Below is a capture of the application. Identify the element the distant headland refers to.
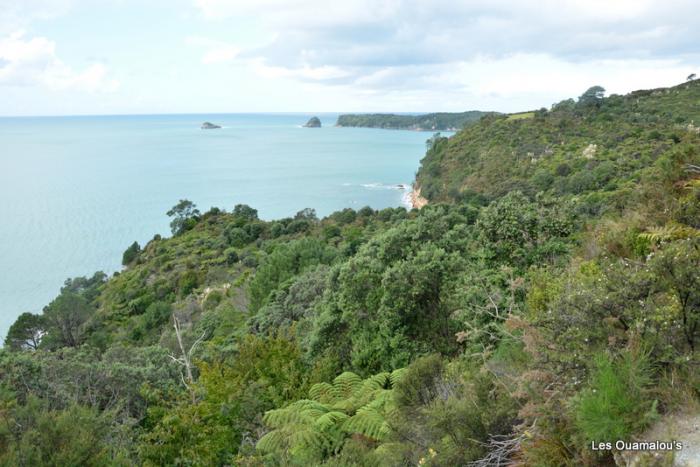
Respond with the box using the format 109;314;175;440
335;111;496;131
201;121;221;129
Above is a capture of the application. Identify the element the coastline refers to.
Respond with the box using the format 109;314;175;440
409;185;428;209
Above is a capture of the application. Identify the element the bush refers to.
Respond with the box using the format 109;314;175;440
224;225;252;247
575;351;657;442
223;247;239;264
177;270;199;296
122;241;141;266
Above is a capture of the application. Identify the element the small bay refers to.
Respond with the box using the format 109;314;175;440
0;113;442;338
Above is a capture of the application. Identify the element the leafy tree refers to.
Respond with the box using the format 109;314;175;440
4;312;44;350
688;73;696;81
233;203;258;221
166;199;200;235
223;225;252;247
475;191;572;266
249;238;337;313
42;292;92;348
121;241;141;266
578;85;606;107
295;207;318;221
60;272;107;303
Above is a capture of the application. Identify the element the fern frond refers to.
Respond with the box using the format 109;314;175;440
256;429;286;453
309;382;340;403
639;224;700;243
288;427;330;452
343;406;390;441
314;411;350;430
363;372;391;391
333;371;363;398
263;400;329;427
390;368;408;385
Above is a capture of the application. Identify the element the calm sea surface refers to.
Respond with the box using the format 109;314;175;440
0;113;441;339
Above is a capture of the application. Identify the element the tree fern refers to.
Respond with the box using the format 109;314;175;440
256;367;406;463
333;371;363;398
314;411;349;430
342;406;390;440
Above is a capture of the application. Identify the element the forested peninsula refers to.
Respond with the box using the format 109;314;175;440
336;110;493;130
2;79;700;466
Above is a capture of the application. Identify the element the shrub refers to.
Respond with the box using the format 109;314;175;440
122;241;141;266
575;351;657;442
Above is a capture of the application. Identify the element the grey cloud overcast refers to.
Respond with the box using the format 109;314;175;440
1;0;699;114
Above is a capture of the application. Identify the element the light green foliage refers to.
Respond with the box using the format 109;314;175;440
506;111;535;120
257;368;406;464
575;351;657;442
138;334;310;465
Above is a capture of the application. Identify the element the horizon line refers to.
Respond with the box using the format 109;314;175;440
0;109;496;119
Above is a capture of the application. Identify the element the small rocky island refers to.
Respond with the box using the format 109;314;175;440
303;116;322;128
201;121;221;129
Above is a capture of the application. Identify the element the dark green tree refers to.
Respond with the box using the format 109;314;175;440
232;203;258;221
121;241;141;266
166;199;200;235
578;85;606;107
4;312;45;350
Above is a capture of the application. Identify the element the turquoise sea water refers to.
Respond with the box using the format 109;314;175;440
0;113;439;339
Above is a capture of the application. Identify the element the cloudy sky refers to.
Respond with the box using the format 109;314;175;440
1;0;698;116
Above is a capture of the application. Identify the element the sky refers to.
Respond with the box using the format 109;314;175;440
0;0;699;116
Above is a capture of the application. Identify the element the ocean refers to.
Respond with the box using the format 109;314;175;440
0;113;442;339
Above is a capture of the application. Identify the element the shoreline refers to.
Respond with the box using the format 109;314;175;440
409;185;428;209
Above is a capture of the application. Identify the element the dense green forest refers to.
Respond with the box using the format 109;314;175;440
336;111;494;131
2;79;699;466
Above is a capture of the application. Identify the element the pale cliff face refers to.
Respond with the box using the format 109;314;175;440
411;186;428;209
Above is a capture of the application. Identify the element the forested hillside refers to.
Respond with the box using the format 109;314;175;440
2;80;699;466
336;111;493;131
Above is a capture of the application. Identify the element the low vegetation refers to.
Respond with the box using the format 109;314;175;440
336;111;495;130
2;80;699;465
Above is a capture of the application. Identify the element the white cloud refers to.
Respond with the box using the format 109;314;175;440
0;31;119;92
185;35;241;64
250;58;350;81
0;0;76;34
